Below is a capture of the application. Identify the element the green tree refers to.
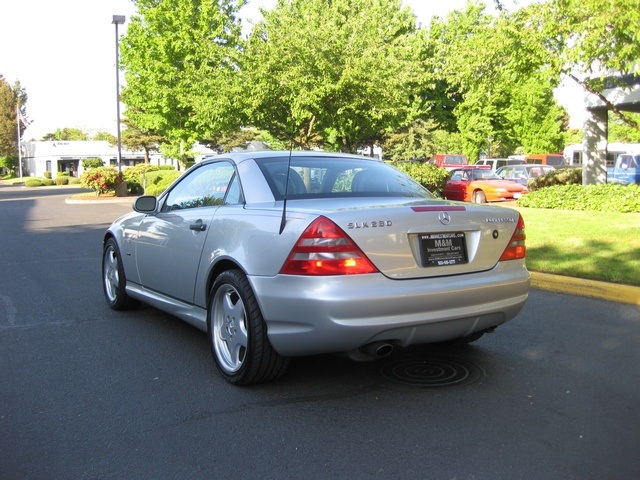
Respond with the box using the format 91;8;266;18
428;3;567;160
93;131;117;142
41;128;89;141
0;75;28;159
531;0;640;130
608;112;640;143
120;116;164;163
241;0;423;152
382;119;438;162
120;0;245;168
0;154;18;175
380;119;465;161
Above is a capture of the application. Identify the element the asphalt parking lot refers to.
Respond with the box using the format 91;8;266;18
1;185;639;479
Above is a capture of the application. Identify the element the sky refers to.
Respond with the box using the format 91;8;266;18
0;0;584;141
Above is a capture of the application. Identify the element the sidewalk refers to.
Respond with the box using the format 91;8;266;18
531;271;640;306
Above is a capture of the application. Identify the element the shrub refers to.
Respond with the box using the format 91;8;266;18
529;167;582;191
80;167;121;195
82;158;104;169
124;164;158;194
43;171;52;179
518;184;640;213
389;161;450;195
25;178;44;187
55;176;69;185
68;177;81;185
42;179;55;186
57;171;70;177
145;171;182;196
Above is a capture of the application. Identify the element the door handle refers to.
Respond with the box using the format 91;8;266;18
189;221;206;232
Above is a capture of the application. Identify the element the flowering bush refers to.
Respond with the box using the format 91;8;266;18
80;167;121;195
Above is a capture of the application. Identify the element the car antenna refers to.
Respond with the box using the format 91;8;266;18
278;142;293;235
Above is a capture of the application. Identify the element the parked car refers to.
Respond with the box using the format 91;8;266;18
476;158;526;171
608;153;640;185
496;164;555;186
524;153;566;166
103;152;530;385
430;153;469;170
442;166;529;203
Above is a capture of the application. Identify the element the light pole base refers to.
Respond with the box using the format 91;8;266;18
116;181;128;197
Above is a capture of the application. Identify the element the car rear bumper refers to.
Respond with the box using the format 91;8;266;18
250;261;530;356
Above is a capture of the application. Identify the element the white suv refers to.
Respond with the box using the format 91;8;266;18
476;158;526;171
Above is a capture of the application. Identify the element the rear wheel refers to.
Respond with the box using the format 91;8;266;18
472;190;487;203
208;269;289;385
102;238;140;310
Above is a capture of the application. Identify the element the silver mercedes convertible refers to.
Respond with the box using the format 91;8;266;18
103;151;530;385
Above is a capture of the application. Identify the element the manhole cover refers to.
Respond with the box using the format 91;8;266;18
380;356;483;388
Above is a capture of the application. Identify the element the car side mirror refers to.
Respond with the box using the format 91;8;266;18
133;195;157;213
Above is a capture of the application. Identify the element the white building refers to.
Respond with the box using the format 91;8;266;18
21;141;179;178
19;140;260;178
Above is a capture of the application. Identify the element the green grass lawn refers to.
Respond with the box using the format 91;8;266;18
505;206;639;286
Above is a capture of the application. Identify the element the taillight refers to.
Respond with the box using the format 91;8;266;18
499;214;526;261
280;216;379;275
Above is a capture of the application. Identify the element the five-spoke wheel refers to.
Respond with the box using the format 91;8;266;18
102;238;139;310
208;269;289;385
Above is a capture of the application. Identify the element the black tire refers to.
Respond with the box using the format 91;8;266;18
472;190;487;204
102;237;140;311
207;269;289;385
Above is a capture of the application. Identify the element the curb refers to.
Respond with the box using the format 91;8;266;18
65;197;134;204
530;271;640;306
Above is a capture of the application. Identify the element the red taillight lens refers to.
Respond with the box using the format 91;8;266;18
280;216;379;275
499;214;526;261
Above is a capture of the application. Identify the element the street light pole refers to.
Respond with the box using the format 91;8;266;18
112;15;125;177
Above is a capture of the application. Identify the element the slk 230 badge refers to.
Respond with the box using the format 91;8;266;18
347;220;393;229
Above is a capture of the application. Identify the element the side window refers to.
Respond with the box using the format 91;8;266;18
162;162;237;212
223;174;243;205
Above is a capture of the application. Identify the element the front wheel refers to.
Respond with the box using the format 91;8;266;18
102;237;140;311
472;190;487;204
207;269;289;385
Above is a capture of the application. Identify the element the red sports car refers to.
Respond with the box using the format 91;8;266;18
442;167;529;203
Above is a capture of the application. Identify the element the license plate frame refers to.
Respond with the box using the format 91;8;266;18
420;232;468;267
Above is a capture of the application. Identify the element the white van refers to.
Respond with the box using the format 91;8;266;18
476;158;526;171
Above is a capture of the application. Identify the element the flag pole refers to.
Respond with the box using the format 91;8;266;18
16;104;23;181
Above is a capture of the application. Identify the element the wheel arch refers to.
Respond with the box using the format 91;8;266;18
205;258;247;304
472;188;487;203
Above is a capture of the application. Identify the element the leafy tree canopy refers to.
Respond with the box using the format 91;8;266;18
93;131;117;142
0;75;28;158
120;0;246;166
241;0;425;152
41;128;89;141
120;115;164;163
527;0;640;129
427;2;567;160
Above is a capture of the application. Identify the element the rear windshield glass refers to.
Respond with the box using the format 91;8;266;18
444;155;467;164
256;156;435;200
546;155;565;165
